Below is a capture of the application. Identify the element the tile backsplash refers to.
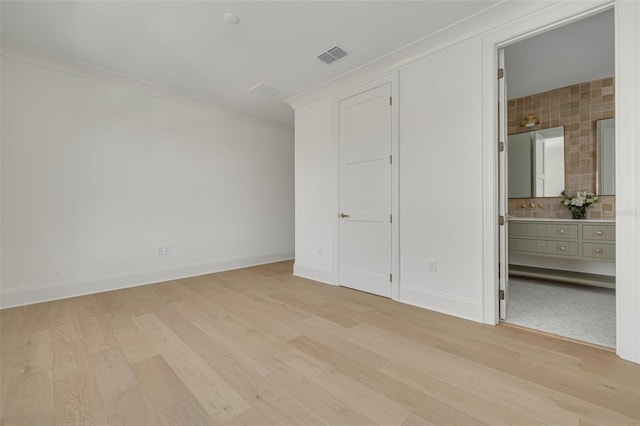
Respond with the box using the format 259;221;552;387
509;195;616;219
507;77;614;196
507;77;615;219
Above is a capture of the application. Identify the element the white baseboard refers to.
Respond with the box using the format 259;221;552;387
293;262;336;285
0;251;294;309
399;285;483;323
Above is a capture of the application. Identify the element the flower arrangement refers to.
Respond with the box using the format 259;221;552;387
560;191;598;219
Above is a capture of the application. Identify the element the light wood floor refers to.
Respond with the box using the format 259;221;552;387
1;261;639;425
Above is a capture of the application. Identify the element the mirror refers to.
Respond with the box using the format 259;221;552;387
597;118;615;195
508;126;565;198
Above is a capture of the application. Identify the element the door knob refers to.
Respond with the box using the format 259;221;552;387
340;213;350;218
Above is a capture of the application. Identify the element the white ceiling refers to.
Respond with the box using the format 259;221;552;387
1;1;499;126
504;9;614;100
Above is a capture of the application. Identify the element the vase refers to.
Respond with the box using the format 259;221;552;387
570;206;587;219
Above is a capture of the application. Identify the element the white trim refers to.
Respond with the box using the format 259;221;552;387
332;71;400;301
0;251;294;309
479;0;640;364
481;1;613;325
614;0;640;364
481;36;500;324
285;2;557;111
292;263;336;286
0;41;293;133
400;286;483;323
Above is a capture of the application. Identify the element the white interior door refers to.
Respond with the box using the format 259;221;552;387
498;49;510;319
339;83;392;298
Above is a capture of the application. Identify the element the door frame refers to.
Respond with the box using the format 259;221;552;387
497;48;509;320
481;2;616;324
332;71;400;300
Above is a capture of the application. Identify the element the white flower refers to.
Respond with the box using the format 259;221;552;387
561;191;598;210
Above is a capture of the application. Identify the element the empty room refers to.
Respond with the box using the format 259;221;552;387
1;1;639;425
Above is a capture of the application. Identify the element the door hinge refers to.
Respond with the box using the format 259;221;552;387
390;273;392;282
499;215;505;226
498;141;505;152
499;289;505;300
390;214;392;223
390;155;392;164
498;68;504;79
389;96;392;106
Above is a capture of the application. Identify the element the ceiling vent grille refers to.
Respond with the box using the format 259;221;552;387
317;45;349;65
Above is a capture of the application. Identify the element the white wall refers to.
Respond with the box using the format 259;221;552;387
291;39;486;322
1;55;294;308
292;97;336;284
398;38;484;320
290;1;640;363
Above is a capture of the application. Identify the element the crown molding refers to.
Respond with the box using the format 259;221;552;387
1;40;293;133
284;1;602;110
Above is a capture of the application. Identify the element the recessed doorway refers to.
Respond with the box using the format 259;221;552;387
499;9;616;348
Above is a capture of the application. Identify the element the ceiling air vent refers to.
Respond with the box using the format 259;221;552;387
317;45;349;65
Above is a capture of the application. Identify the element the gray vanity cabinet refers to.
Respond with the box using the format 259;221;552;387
509;219;615;288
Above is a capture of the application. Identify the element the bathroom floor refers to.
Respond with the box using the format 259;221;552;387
505;276;616;348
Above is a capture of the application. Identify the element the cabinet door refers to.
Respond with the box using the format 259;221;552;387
548;224;578;239
583;225;615;241
583;243;615;260
546;241;578;256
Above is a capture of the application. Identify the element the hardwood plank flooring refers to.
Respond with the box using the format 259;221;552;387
1;260;639;425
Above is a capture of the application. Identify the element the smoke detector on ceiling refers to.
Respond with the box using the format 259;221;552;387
249;83;282;98
317;45;349;65
223;13;239;25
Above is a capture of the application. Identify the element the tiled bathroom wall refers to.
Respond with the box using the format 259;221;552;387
509;195;615;220
507;77;615;219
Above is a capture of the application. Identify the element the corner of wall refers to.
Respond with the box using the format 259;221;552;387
292;262;336;286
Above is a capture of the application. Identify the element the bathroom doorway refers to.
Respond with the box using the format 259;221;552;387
499;9;616;348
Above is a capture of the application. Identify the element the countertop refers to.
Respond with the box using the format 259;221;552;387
508;217;615;223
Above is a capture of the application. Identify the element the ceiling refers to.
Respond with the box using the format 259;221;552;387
1;1;499;126
504;9;614;100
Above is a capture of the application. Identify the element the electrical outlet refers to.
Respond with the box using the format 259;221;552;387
163;244;171;255
428;259;437;272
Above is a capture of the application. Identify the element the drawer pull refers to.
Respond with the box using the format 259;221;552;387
559;228;566;235
596;230;604;236
596;248;604;254
559;245;566;252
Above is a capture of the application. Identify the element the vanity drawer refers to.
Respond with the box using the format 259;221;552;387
548;224;578;239
510;238;578;257
510;223;578;239
583;243;615;260
509;238;541;254
509;223;538;238
583;224;615;241
547;241;579;256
